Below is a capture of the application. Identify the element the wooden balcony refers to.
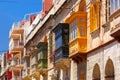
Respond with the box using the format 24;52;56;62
9;24;24;38
53;23;69;67
10;34;21;40
69;37;87;62
10;41;24;54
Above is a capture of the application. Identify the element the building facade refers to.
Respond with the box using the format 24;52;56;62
1;0;120;80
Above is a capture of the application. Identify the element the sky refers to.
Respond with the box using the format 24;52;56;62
0;0;42;54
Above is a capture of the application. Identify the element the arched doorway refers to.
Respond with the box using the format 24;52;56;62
92;64;101;80
105;59;114;80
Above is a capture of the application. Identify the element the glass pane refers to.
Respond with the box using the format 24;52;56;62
110;0;114;13
115;0;118;10
55;36;62;49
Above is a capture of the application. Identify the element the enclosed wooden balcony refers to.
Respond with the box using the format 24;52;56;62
37;42;48;75
65;12;87;62
10;34;21;40
9;23;24;39
52;23;69;67
10;41;24;54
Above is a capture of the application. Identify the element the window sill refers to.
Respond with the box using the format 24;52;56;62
90;28;100;38
109;8;120;21
102;21;110;28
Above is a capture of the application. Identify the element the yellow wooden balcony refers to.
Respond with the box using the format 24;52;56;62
65;11;87;60
69;37;87;57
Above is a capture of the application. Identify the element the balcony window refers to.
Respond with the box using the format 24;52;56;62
90;0;100;32
53;23;69;50
37;42;48;69
53;23;69;62
55;36;62;49
65;12;87;55
69;27;78;42
110;0;120;14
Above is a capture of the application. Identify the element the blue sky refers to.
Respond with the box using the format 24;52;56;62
0;0;42;54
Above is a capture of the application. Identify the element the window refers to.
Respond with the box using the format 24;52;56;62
110;0;120;14
55;29;62;39
110;0;114;13
115;0;118;10
69;27;78;42
80;26;85;36
90;0;100;32
55;36;62;49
